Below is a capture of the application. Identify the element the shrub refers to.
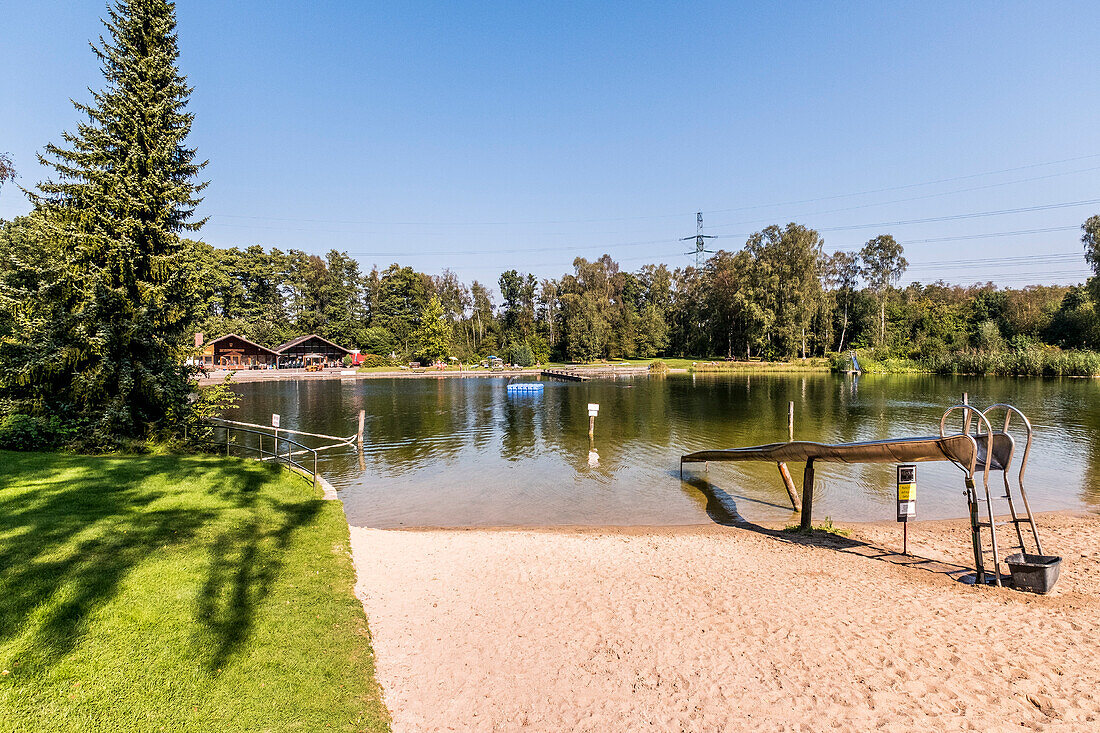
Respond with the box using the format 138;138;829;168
505;341;535;367
358;353;395;369
180;375;241;451
1008;334;1034;352
925;348;1100;377
0;414;60;450
648;359;670;374
913;336;947;361
975;320;1005;352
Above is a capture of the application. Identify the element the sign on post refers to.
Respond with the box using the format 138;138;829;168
587;403;599;438
271;413;281;429
896;464;916;521
897;463;916;555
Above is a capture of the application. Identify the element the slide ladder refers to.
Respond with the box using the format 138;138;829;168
940;404;1043;586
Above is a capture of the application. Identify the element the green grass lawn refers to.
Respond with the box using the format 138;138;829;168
0;451;390;732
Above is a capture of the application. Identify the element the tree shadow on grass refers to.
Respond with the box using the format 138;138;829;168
679;472;973;582
195;492;321;671
0;452;322;674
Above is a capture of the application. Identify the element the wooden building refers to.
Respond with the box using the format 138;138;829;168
274;334;352;367
204;333;278;368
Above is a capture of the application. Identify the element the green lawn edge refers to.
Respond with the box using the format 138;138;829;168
0;451;390;732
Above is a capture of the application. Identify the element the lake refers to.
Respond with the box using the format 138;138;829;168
228;373;1100;528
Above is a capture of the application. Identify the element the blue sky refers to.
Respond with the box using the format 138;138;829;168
2;1;1098;288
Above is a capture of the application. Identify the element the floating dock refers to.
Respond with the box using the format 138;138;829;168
506;382;545;393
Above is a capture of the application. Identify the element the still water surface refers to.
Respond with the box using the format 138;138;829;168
230;374;1100;528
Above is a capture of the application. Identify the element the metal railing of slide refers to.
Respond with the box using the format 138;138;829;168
199;419;320;490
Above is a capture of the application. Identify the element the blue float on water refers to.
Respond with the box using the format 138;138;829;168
506;382;544;393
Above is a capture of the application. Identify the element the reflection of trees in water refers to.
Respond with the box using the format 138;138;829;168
537;380;676;473
358;379;484;476
500;393;539;460
1066;382;1100;507
230;374;1100;512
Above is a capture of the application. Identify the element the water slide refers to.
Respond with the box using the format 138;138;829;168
680;433;986;469
679;404;1054;589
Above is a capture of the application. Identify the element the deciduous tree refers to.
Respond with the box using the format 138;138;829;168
413;295;450;362
1083;215;1100;307
860;235;908;346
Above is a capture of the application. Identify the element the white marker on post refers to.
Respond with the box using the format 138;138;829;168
272;413;281;460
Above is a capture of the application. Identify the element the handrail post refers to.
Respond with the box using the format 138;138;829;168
313;449;318;490
226;426;231;456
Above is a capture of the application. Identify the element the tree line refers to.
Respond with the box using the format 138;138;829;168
140;219;1100;366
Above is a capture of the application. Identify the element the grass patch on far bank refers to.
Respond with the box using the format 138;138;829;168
576;357;832;372
690;357;832;373
0;451;389;732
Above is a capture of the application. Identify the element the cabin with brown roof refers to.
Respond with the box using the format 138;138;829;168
205;333;278;368
274;334;352;367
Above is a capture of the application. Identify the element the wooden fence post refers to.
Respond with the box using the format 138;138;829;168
799;458;815;531
777;462;801;511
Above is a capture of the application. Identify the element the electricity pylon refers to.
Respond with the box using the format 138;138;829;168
680;212;716;268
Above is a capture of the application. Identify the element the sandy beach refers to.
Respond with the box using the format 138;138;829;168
351;512;1100;732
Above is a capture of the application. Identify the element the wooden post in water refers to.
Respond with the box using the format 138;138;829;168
788;401;794;442
799;458;816;531
777;462;801;511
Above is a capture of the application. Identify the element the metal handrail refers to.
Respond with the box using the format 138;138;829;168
207;416;357;445
197;421;318;490
939;404;994;485
982;403;1043;555
981;403;1033;488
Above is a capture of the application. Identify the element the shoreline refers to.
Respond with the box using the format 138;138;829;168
194;360;840;386
351;507;1097;534
197;365;653;386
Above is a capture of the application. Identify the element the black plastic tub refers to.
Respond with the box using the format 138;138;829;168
1005;553;1062;594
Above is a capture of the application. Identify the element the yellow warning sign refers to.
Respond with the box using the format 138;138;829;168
897;464;916;523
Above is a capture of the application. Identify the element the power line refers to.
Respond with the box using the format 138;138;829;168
698;152;1100;216
827;225;1080;251
710;198;1100;240
702;164;1100;231
962;270;1090;284
343;237;680;258
332;212;1088;260
906;253;1081;270
204;152;1100;228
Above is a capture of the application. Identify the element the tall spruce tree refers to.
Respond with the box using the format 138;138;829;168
0;0;205;443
